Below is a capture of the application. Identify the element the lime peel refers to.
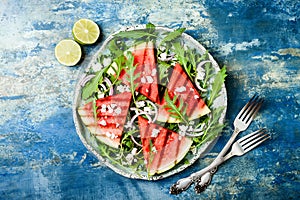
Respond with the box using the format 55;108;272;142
72;19;100;45
55;39;82;66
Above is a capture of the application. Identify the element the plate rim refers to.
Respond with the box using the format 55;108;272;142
72;25;227;180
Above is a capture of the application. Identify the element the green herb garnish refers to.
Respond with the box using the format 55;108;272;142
164;92;189;124
124;52;140;102
208;66;227;106
160;28;186;44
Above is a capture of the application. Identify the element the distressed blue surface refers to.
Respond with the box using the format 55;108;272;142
0;0;299;199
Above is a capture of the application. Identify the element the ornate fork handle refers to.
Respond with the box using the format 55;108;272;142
170;129;239;195
194;167;217;193
170;157;225;194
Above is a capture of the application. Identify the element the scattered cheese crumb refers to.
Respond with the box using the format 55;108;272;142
114;107;122;115
151;68;157;76
146;76;154;83
151;128;160;137
175;86;186;93
151;146;157;153
136;101;145;108
99;119;107;126
141;77;146;83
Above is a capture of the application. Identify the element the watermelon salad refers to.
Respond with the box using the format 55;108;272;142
76;24;227;179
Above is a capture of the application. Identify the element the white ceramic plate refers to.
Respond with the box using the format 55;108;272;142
73;25;227;180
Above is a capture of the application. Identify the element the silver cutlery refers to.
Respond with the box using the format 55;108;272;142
170;95;264;195
194;128;270;193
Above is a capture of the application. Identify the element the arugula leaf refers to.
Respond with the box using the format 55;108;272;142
81;67;108;100
124;52;140;101
164;92;189;124
157;61;171;81
208;66;227;107
114;30;157;39
146;23;156;33
172;42;195;80
192;106;226;147
160;28;186;44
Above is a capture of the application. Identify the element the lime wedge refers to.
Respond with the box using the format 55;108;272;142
72;19;100;45
55;39;82;66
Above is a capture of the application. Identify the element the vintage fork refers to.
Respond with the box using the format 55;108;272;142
194;128;270;193
170;94;264;195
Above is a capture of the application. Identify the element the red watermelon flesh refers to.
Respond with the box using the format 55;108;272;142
157;63;211;123
119;42;160;103
78;92;132;148
138;116;193;175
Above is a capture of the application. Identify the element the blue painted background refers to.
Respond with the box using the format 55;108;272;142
0;0;299;199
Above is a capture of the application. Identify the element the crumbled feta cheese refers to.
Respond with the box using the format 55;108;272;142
116;85;131;93
141;76;146;83
103;57;112;67
178;125;188;137
160;52;167;60
194;95;199;99
125;154;134;165
144;107;151;113
116;123;120;128
99;120;107;126
100;104;107;113
178;135;182;141
110;103;117;109
107;105;114;113
116;85;125;93
91;62;102;72
151;128;160;138
131;148;137;155
136;101;145;108
151;68;157;76
146;76;154;83
179;125;188;132
151;146;157;153
105;132;111;137
175;86;186;93
110;133;118;139
190;88;194;92
114;107;122;115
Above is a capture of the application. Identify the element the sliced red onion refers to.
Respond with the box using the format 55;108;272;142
104;77;114;96
80;74;96;87
130;135;142;147
145;100;158;122
185;123;206;137
129;111;153;126
195;60;211;92
128;112;153;147
186;131;205;137
99;83;107;91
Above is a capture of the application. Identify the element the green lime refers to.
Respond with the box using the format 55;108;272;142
72;19;100;45
55;39;82;66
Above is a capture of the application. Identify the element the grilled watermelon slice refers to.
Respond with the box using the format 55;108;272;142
157;63;211;123
138;116;193;175
120;41;160;103
78;92;132;148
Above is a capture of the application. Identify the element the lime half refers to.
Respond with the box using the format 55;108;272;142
55;39;82;66
72;19;100;45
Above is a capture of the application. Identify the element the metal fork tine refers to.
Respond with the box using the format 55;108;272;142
236;94;258;119
238;128;267;145
244;98;264;124
243;133;271;153
241;95;261;121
